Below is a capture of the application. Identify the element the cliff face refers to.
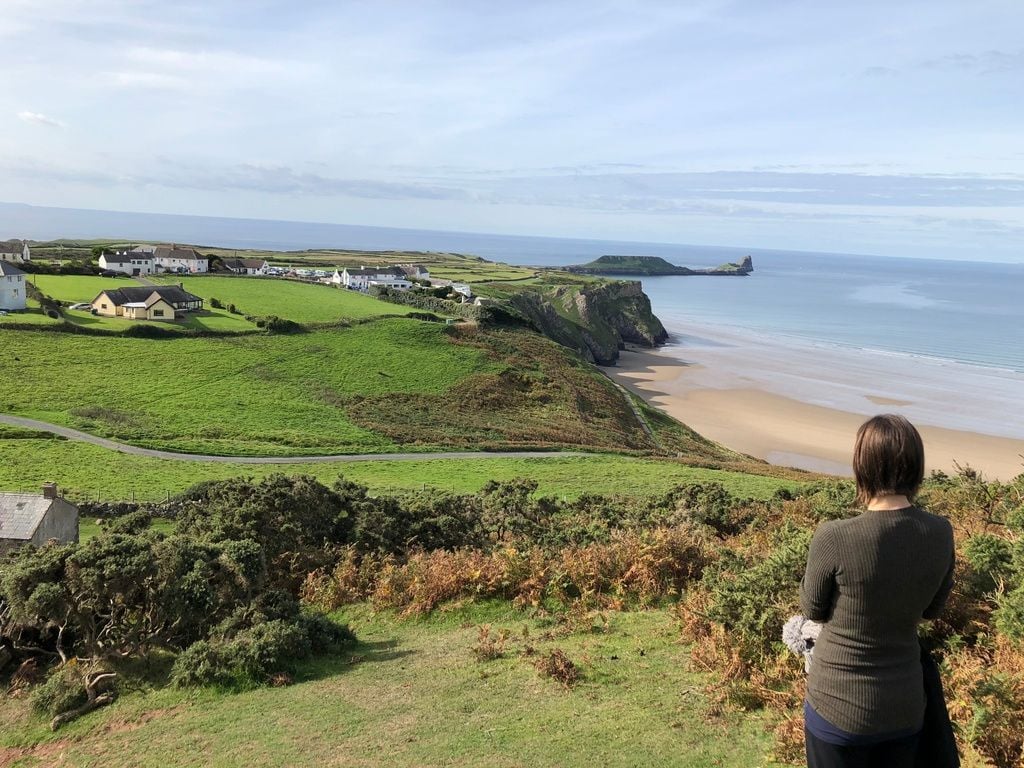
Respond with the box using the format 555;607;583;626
508;280;667;365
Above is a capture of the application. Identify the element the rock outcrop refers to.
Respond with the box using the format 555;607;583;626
507;281;667;365
565;254;753;276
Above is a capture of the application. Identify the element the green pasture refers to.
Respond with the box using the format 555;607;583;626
29;274;140;304
0;605;778;768
150;275;419;324
0;320;495;456
0;433;798;502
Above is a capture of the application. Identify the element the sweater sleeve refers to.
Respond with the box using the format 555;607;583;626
800;524;837;622
923;532;956;620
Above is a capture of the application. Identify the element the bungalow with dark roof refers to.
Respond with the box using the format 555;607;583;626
0;483;79;555
222;257;269;275
90;284;204;321
153;245;208;273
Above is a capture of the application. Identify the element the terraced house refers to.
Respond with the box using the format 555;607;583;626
153;245;208;273
90;284;204;321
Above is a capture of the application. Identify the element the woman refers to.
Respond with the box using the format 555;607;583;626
800;414;955;767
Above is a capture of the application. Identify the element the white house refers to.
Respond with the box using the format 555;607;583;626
0;262;27;310
153;245;208;274
91;284;203;321
452;283;473;299
99;250;154;276
0;239;30;263
337;266;412;292
0;483;79;555
222;257;269;275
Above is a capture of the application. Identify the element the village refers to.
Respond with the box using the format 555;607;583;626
0;238;481;322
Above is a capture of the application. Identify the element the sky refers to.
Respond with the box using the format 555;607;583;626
1;0;1022;261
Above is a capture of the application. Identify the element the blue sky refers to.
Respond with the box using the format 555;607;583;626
2;0;1022;261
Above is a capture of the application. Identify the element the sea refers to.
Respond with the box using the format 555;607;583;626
4;203;1023;374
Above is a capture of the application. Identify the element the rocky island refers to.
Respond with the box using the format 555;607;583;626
565;254;753;276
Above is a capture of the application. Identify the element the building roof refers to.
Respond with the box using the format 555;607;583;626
344;266;405;277
223;258;266;270
101;251;152;264
0;239;26;253
154;246;205;261
0;262;26;277
0;494;55;541
94;285;203;307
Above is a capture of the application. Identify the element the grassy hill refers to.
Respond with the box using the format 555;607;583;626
0;317;738;458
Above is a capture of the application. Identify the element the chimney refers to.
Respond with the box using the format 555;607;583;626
42;482;58;500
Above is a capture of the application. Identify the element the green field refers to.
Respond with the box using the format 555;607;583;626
1;320;492;456
0;434;798;501
151;275;420;324
0;605;779;767
29;274;143;304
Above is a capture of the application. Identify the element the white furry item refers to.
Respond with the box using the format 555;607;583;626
782;615;824;672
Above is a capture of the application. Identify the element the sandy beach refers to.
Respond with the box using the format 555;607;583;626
606;325;1024;481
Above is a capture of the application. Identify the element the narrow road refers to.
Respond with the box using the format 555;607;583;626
0;414;592;464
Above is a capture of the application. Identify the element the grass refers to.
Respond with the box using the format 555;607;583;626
0;435;799;502
149;275;420;324
29;274;141;304
0;604;780;767
1;320;493;456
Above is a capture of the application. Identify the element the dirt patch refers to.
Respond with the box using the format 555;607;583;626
0;739;75;768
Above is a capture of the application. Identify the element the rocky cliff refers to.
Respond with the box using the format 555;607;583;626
507;280;667;365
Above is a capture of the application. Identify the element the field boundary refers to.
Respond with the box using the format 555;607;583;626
0;413;595;464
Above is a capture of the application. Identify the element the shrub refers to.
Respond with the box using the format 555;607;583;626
963;533;1014;596
471;625;510;662
32;664;89;717
210;297;224;309
995;585;1024;642
666;483;749;535
535;649;579;688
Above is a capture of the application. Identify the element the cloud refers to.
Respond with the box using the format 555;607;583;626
17;111;65;129
864;49;1024;78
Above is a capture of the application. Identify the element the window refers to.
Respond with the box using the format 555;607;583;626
153;309;164;317
101;303;107;309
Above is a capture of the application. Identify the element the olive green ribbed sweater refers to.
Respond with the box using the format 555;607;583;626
800;505;955;736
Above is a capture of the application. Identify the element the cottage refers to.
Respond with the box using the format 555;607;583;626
0;483;79;555
398;263;430;280
98;250;155;276
0;239;31;263
91;284;203;320
0;262;27;310
153;245;208;274
337;266;412;292
451;283;473;299
222;258;269;276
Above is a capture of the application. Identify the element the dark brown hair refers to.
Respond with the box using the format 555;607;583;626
852;414;925;505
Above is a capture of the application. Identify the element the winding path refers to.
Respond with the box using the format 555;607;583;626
0;413;592;464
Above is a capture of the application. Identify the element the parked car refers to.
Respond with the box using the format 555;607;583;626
68;302;91;310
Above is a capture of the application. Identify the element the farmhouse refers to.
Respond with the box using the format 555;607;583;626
0;239;31;263
334;266;412;292
222;258;269;275
153;245;208;274
0;483;79;555
0;262;27;310
99;250;155;276
91;284;204;321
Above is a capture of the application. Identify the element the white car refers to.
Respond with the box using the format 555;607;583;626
68;302;92;310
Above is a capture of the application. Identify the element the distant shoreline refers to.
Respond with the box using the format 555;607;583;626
606;324;1024;481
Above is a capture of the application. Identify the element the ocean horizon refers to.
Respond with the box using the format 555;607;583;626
3;201;1022;374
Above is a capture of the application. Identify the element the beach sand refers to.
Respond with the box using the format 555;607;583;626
607;339;1024;482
